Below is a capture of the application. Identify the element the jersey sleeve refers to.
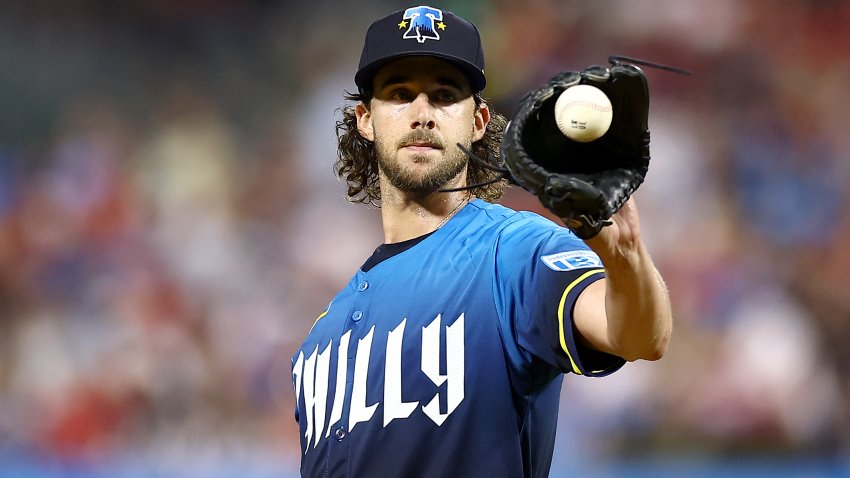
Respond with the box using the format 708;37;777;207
493;214;625;379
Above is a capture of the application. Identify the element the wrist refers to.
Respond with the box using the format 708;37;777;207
586;234;644;271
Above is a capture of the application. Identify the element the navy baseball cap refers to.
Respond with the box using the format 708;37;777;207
355;5;486;93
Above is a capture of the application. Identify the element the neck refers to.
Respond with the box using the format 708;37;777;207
380;190;471;244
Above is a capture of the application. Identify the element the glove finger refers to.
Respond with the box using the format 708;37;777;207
542;175;607;219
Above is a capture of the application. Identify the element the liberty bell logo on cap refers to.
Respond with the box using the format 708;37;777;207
400;6;446;43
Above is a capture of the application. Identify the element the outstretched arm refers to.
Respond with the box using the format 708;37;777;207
572;198;673;361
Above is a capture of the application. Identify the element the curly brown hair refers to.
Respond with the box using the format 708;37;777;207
335;91;509;205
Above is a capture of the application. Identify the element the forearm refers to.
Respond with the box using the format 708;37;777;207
596;241;673;361
570;198;673;362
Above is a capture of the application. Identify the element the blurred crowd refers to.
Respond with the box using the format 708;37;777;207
1;0;849;476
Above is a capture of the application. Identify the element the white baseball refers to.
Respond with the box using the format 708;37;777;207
554;85;613;142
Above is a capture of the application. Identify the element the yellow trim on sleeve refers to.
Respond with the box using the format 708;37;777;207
558;269;605;375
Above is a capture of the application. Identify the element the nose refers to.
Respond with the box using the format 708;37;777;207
409;92;436;130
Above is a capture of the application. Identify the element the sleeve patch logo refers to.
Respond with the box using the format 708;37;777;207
541;251;603;271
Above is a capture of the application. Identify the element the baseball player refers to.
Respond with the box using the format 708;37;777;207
291;6;673;477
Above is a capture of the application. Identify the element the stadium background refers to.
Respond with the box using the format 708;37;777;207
1;0;849;476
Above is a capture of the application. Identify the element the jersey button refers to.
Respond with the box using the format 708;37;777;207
335;428;346;440
357;281;369;292
352;311;363;322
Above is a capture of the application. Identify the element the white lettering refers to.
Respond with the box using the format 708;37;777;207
295;313;467;449
421;314;465;426
384;319;418;426
349;326;378;432
302;345;318;449
312;341;332;447
292;351;304;403
325;330;350;437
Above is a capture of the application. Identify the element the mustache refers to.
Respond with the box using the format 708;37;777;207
398;130;446;149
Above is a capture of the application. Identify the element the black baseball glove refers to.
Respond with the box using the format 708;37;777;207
500;60;652;239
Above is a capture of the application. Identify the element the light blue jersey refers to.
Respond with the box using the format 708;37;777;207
292;199;624;477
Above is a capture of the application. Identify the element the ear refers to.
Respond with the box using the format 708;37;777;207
472;102;490;142
355;103;375;141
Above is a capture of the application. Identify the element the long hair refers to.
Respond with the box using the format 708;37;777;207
335;91;508;205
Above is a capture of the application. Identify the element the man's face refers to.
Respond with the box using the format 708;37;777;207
355;56;489;195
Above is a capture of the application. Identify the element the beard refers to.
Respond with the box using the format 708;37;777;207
375;129;470;195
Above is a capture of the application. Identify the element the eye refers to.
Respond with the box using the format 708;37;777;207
433;89;457;104
389;89;414;102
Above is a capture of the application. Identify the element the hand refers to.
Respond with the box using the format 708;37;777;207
582;198;643;265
